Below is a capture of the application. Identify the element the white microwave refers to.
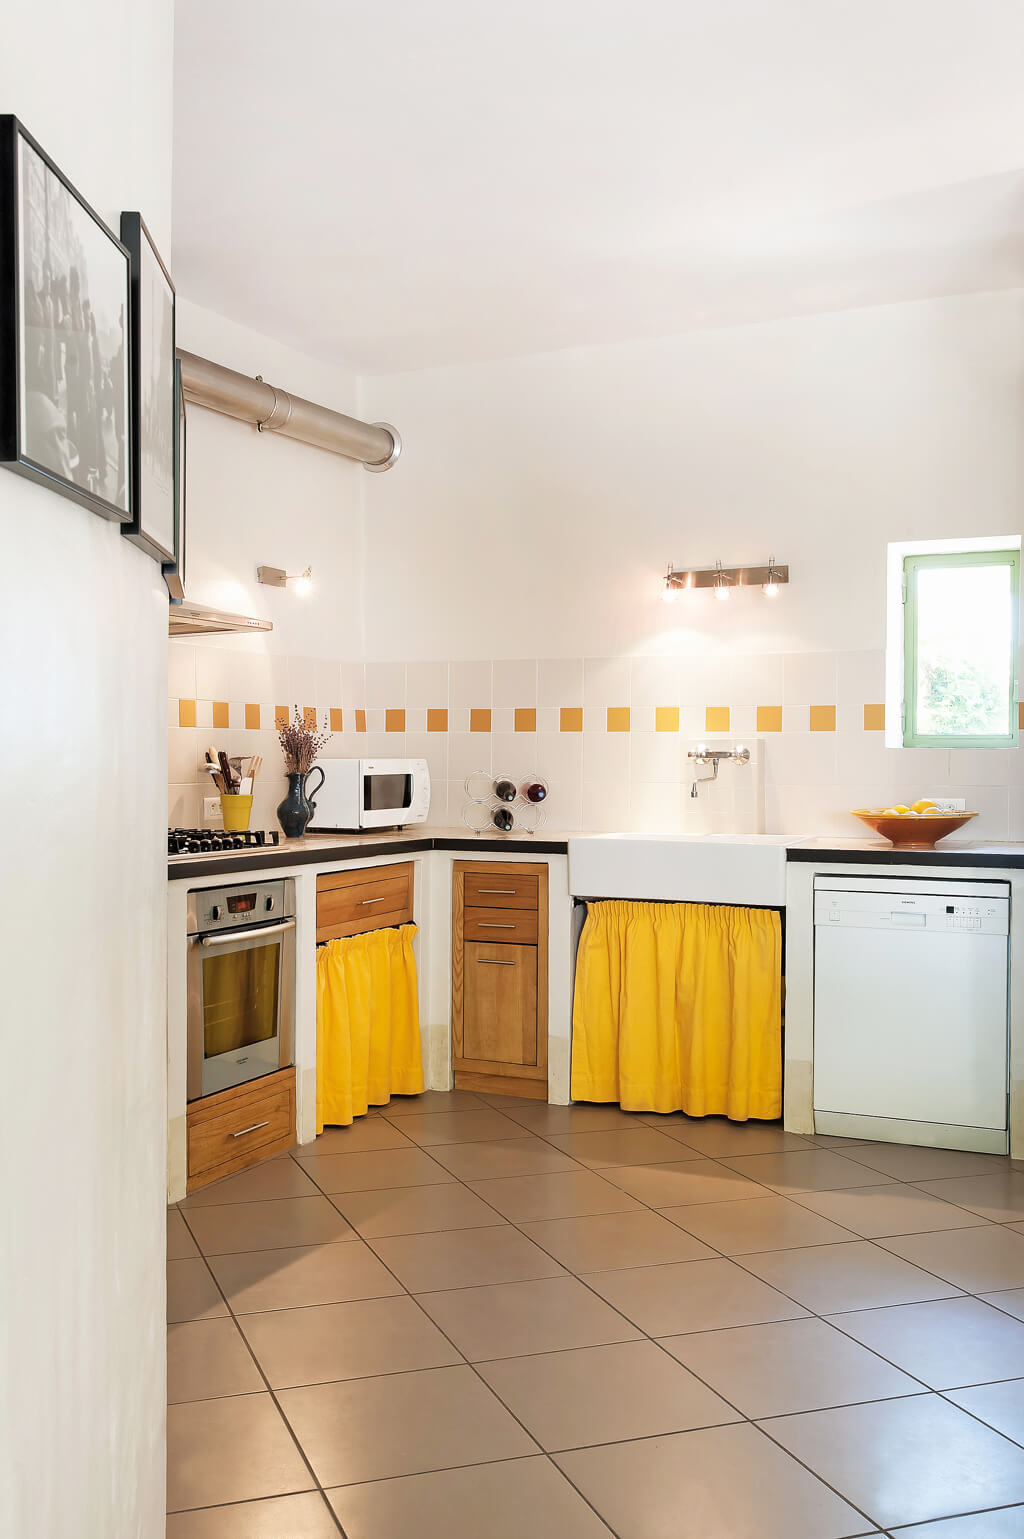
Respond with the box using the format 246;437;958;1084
309;758;430;832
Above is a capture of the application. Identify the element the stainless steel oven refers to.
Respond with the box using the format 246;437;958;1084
186;879;296;1101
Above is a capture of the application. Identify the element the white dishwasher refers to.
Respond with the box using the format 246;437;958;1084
813;877;1010;1154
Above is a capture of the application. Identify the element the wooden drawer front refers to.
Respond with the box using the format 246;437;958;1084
463;942;537;1066
464;871;539;911
463;906;538;944
316;864;413;941
188;1075;294;1180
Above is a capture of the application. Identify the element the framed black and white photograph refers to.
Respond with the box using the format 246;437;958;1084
163;357;187;602
121;211;175;562
0;116;131;522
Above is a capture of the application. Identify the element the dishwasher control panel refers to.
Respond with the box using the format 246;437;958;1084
814;879;1009;937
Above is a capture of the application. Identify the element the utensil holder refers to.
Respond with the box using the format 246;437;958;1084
221;793;253;831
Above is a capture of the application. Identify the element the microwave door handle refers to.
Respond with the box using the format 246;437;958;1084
197;919;297;947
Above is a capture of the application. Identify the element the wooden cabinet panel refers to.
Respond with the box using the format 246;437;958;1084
316;862;414;942
464;870;539;911
186;1067;296;1192
463;943;538;1065
463;906;538;944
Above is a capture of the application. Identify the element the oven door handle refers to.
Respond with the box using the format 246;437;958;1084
195;919;297;947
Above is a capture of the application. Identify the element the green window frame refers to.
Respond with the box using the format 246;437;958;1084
902;548;1019;748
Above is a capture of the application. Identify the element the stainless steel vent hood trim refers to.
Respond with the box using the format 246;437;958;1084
169;601;273;637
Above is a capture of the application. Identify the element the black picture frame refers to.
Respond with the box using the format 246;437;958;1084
121;210;175;562
163;357;187;603
0;115;132;522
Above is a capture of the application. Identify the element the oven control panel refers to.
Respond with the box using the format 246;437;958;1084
186;879;295;936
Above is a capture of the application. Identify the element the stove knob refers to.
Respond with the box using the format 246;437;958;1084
211;905;222;920
199;840;212;852
186;840;201;853
231;836;245;849
255;830;266;846
265;896;275;912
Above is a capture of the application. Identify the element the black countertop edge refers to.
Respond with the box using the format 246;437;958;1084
168;835;570;881
787;846;1024;868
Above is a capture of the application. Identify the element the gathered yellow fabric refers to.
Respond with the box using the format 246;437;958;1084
316;923;425;1131
571;900;782;1120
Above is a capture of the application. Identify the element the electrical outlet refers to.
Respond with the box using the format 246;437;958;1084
932;797;967;812
203;797;222;821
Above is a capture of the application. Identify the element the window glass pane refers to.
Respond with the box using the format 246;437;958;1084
914;562;1012;738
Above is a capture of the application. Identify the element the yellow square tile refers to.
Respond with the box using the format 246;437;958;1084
863;703;885;731
303;706;317;729
607;706;630;732
514;707;537;732
329;707;343;732
245;703;261;731
810;705;836;732
355;709;366;733
275;706;289;729
385;708;406;732
756;705;783;733
212;701;229;730
178;699;196;728
470;708;492;733
427;708;449;733
655;706;680;733
1018;701;1024;730
705;706;730;733
560;707;583;732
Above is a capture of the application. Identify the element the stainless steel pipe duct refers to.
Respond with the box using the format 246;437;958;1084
176;349;401;471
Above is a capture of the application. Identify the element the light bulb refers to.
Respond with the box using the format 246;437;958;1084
714;580;730;601
662;582;678;604
762;579;778;598
292;567;313;598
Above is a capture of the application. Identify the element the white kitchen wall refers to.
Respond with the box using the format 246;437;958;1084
0;0;172;1533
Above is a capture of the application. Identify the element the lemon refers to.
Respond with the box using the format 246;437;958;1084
911;799;937;814
890;804;910;815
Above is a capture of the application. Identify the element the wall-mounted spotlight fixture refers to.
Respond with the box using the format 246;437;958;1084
662;557;789;601
257;564;313;597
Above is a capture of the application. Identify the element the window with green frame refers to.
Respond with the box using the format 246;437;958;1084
902;549;1019;748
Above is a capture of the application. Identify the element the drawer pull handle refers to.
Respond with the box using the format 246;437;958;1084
477;888;517;894
231;1120;271;1138
476;958;516;966
479;922;515;928
358;896;389;905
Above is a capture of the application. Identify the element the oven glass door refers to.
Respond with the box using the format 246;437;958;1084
190;921;294;1098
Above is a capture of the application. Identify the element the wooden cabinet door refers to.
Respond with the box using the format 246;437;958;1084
462;943;537;1067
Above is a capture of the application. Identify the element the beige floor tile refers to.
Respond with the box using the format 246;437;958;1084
167;1318;264;1404
326;1456;614;1539
555;1421;866;1539
381;1109;530;1145
719;1149;892;1194
519;1208;716;1273
299;1147;457;1194
468;1170;643;1222
167;1258;229;1322
760;1394;1024;1529
879;1227;1024;1293
330;1181;506;1237
371;1224;565;1292
166;1393;312;1512
294;1120;414;1155
239;1294;461;1388
278;1365;537;1485
586;1256;808;1336
475;1092;546;1108
181;1158;318;1207
980;1287;1024;1323
385;1090;485;1115
661;1316;920;1418
167;1208;198;1259
504;1102;646;1133
828;1297;1024;1390
914;1172;1024;1224
478;1339;739;1450
840;1144;1007;1183
166;1492;339;1538
810;1134;876;1149
416;1274;642;1360
947;1380;1024;1446
185;1196;357;1257
600;1158;769;1207
740;1240;962;1314
643;1115;814;1157
891;1509;1024;1538
541;1127;697;1168
209;1240;402;1313
661;1194;857;1255
793;1184;991;1239
428;1136;581;1181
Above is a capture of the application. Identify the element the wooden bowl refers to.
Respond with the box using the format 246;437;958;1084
850;810;978;849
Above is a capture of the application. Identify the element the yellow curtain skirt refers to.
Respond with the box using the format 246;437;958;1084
316;923;425;1131
571;900;782;1120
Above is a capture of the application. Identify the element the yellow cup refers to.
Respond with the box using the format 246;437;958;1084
220;793;253;832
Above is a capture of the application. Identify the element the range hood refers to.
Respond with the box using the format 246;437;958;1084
169;600;272;637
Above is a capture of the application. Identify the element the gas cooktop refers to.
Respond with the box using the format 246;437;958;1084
168;827;282;857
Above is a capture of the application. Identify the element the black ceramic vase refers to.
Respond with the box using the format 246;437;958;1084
276;766;324;839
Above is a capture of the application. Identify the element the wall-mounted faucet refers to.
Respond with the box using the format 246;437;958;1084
687;745;751;798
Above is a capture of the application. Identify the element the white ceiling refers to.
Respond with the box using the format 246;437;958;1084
172;0;1024;373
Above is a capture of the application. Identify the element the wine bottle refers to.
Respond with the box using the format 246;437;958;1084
494;778;517;802
492;807;514;831
521;779;547;803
